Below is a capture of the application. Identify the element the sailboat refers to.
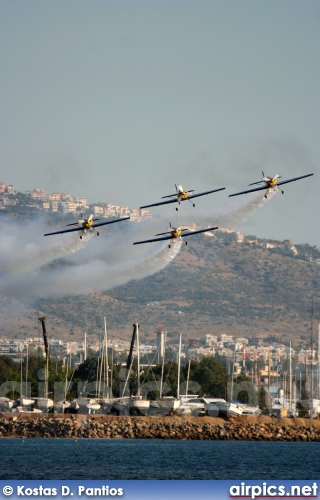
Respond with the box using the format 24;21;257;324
99;317;115;414
36;317;54;412
113;323;138;414
177;360;206;415
157;333;181;412
131;324;150;415
19;345;35;408
54;359;71;414
75;358;101;414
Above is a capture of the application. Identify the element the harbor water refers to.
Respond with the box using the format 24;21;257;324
0;439;319;480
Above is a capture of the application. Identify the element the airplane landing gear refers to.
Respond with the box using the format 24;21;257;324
80;235;82;239
176;207;178;211
97;232;99;236
185;241;188;245
264;195;267;199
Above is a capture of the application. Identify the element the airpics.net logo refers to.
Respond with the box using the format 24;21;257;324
229;482;319;499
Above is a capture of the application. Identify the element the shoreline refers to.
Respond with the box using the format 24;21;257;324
1;413;319;440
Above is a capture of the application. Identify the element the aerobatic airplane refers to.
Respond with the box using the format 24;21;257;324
229;172;314;198
140;183;225;211
133;224;218;248
44;214;130;239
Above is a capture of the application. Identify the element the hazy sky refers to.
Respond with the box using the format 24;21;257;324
1;0;319;246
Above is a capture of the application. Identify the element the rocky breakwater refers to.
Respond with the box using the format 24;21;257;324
0;414;319;440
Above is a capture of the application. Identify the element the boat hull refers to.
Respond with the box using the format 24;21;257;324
157;398;181;411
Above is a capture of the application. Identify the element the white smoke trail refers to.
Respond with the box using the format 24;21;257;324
0;217;94;272
0;238;182;298
146;189;278;232
0;189;276;299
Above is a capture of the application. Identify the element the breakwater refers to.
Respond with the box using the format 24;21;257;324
0;413;319;440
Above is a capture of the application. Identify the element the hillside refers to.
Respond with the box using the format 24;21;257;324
1;229;319;346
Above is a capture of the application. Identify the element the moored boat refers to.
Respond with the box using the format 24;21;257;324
205;398;243;418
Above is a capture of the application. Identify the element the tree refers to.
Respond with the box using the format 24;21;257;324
184;357;229;398
258;387;268;413
234;375;258;405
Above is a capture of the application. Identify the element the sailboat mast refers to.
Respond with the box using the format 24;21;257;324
289;341;292;411
310;297;314;399
122;323;138;398
137;324;140;397
186;359;191;397
84;331;87;362
38;316;48;360
64;363;68;401
110;348;113;399
268;352;270;409
230;348;236;403
45;345;49;399
25;343;29;397
104;317;109;388
177;333;182;399
159;333;166;399
20;352;23;399
318;323;320;400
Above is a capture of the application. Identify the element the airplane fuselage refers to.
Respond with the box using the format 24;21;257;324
170;228;182;238
178;190;189;200
82;220;94;229
265;178;278;188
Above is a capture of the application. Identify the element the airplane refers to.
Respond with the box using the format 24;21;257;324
140;183;226;211
133;223;218;248
229;171;314;198
44;214;130;239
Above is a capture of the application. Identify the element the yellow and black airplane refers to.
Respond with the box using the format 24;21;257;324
133;224;218;248
229;172;314;198
140;183;225;211
44;214;130;239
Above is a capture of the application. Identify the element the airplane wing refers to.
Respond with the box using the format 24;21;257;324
44;216;130;236
44;226;88;236
228;185;270;197
180;227;218;237
91;216;130;228
188;187;226;200
161;193;178;199
276;173;314;187
133;226;218;245
140;199;179;209
133;234;175;245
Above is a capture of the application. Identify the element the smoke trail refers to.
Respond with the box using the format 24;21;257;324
147;189;278;232
0;217;93;272
0;238;182;298
0;189;276;299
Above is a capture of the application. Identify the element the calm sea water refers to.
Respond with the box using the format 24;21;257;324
0;439;319;480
